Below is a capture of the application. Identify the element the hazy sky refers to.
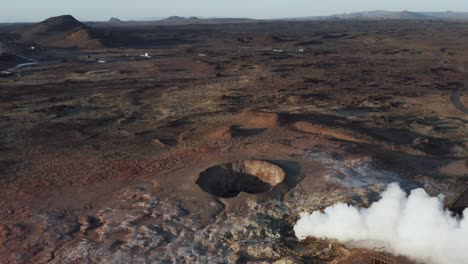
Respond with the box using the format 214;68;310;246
1;0;468;22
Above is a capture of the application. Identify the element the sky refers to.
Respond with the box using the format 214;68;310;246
1;0;468;22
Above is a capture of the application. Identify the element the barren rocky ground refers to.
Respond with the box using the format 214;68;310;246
0;18;467;263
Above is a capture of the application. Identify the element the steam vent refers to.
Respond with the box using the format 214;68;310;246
451;189;468;215
196;160;285;198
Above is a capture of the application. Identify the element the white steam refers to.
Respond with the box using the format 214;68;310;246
294;183;468;264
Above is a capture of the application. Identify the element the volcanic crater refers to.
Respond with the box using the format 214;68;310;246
196;160;286;198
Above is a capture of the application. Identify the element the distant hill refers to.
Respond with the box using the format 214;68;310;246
108;17;123;23
420;11;468;20
163;16;195;21
18;15;103;48
156;16;200;25
88;16;258;27
286;10;468;21
331;10;429;20
159;16;255;25
300;10;468;21
32;15;85;33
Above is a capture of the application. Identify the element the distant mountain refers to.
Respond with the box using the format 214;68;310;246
330;10;468;20
88;16;258;27
420;11;468;20
18;15;103;48
163;16;194;21
156;16;259;25
34;15;86;32
158;16;200;24
331;10;429;20
108;17;123;23
292;10;468;21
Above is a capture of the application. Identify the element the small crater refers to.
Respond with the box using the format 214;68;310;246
231;126;267;138
196;160;285;198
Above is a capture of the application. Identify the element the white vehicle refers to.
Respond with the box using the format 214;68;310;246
141;53;151;58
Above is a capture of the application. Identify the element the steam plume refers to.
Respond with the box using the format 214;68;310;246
294;183;468;264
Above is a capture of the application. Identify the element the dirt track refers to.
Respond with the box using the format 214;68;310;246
452;81;468;115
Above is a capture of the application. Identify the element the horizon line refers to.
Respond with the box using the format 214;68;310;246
2;9;468;23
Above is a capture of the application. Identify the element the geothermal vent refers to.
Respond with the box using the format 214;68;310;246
196;160;285;198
